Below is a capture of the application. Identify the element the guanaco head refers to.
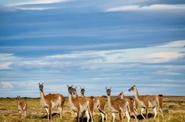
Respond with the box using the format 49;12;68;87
80;87;85;96
67;85;73;95
106;87;112;96
17;96;20;99
118;91;124;99
72;86;78;98
128;85;137;93
16;96;20;102
67;85;77;97
39;82;44;92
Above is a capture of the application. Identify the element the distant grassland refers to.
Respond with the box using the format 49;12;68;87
0;96;185;122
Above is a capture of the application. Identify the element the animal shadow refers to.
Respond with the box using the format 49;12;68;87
135;113;154;120
41;113;60;119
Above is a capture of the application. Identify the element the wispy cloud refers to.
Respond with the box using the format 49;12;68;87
145;52;184;63
0;62;13;70
7;0;69;6
0;53;15;70
0;82;14;89
158;40;185;48
0;40;184;70
15;6;56;11
105;4;185;13
1;0;70;11
142;83;184;88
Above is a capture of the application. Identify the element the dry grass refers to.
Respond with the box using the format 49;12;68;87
0;96;185;122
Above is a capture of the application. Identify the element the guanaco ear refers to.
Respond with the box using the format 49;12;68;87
133;84;136;87
39;82;43;86
105;87;107;90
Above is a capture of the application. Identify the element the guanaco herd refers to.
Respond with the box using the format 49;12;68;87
16;83;163;122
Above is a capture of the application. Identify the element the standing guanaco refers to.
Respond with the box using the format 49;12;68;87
16;96;27;118
128;85;163;119
39;82;65;120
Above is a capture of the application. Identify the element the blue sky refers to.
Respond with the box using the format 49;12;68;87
0;0;185;97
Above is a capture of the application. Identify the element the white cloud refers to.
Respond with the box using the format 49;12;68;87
105;4;185;12
0;82;14;89
7;0;69;6
159;40;185;48
142;83;184;88
0;53;15;70
0;62;13;70
0;40;184;70
15;6;56;11
2;0;70;11
145;52;184;63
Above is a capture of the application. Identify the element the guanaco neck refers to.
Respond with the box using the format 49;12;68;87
133;88;141;103
69;93;79;110
81;93;85;97
17;100;19;105
68;93;73;104
69;93;77;104
107;95;112;108
40;90;45;101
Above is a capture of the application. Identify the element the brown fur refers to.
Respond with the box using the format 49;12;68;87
80;88;98;122
95;96;107;111
116;91;124;100
39;83;65;120
106;88;131;122
110;96;127;110
71;96;88;111
129;85;163;119
80;96;95;113
115;92;138;120
158;95;163;109
44;93;65;108
128;98;138;121
17;96;27;118
68;86;90;122
94;96;107;121
137;95;159;108
87;97;95;115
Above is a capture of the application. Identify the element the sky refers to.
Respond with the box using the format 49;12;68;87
0;0;185;97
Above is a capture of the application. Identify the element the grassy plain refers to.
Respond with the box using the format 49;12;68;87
0;96;185;122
